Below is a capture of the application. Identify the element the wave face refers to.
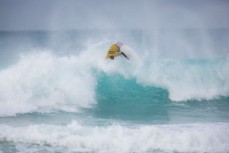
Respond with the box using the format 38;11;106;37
0;30;229;153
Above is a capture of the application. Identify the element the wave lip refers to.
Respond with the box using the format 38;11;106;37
0;121;229;153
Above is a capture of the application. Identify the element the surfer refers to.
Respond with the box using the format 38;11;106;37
106;42;129;60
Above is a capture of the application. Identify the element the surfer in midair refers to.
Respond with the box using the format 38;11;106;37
106;42;129;60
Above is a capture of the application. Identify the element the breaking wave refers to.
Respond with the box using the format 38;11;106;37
0;47;228;116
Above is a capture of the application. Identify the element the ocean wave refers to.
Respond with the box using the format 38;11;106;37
0;47;229;116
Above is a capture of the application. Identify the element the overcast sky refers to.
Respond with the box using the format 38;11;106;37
0;0;229;31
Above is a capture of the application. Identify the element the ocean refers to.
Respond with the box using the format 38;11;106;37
0;30;229;153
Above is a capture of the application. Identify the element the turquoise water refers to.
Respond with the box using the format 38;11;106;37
0;31;229;153
94;74;229;124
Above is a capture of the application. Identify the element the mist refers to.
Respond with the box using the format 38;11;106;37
0;0;229;68
0;0;229;31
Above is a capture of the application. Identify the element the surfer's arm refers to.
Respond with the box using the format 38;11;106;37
121;52;129;60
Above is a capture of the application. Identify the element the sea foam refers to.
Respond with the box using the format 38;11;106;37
0;121;228;153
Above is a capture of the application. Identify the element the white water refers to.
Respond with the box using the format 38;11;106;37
0;121;228;153
0;51;97;116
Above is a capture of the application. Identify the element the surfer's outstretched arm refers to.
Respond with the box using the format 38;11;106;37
121;52;129;60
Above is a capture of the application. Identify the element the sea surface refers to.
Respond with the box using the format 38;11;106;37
0;30;229;153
